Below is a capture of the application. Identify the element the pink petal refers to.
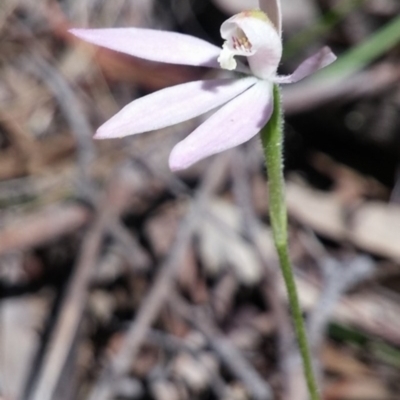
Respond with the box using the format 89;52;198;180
95;77;257;139
259;0;282;35
169;80;273;171
274;47;337;84
69;28;222;68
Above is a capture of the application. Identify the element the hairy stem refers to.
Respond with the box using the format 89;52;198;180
260;84;320;400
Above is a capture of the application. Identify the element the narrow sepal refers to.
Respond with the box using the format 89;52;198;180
70;28;222;68
259;0;282;35
274;47;337;84
95;77;257;138
169;80;274;170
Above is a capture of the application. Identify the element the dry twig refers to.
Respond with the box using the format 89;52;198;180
28;166;138;400
171;293;273;400
87;156;230;400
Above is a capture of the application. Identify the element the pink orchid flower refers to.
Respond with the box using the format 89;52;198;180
70;0;336;171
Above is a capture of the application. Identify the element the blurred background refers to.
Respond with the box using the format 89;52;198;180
1;0;400;399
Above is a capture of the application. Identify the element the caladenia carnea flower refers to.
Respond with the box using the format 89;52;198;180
70;0;335;171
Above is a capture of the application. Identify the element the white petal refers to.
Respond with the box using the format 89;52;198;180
95;77;258;138
70;28;222;68
169;80;273;170
274;47;337;84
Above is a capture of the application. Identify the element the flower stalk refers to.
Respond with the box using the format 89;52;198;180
261;84;320;400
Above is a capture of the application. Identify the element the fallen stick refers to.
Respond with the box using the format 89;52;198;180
28;167;138;400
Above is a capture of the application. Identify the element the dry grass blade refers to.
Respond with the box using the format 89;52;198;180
28;53;95;175
171;294;273;400
28;167;138;400
0;204;91;256
87;155;230;400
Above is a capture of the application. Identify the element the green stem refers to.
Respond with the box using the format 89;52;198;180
260;84;320;400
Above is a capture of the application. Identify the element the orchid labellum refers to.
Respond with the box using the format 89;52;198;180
70;0;335;171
